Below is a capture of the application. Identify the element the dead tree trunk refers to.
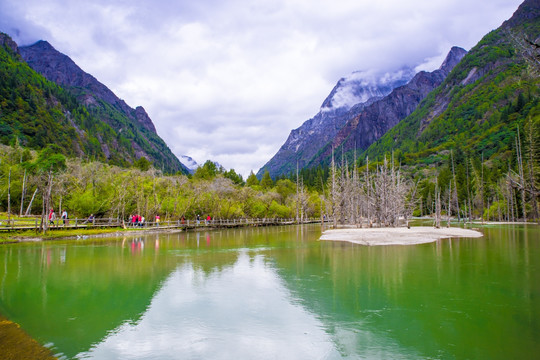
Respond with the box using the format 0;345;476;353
435;183;441;229
451;150;460;223
25;188;38;216
7;168;11;225
20;169;26;216
516;130;527;221
481;153;485;224
447;181;452;227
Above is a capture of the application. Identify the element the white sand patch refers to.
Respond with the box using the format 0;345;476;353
319;226;483;246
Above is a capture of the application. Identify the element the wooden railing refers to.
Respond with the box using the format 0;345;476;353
0;216;331;232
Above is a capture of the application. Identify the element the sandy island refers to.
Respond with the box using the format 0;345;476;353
320;226;483;246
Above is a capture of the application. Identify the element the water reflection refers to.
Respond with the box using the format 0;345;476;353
77;253;339;360
0;224;538;359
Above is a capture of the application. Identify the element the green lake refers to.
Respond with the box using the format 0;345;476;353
0;224;538;359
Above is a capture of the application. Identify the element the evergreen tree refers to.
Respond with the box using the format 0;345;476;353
246;171;259;187
224;168;244;185
260;170;273;190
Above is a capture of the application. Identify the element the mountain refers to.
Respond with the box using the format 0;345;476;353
10;39;189;174
363;0;540;165
261;0;538;180
307;46;467;168
257;68;415;178
179;155;199;174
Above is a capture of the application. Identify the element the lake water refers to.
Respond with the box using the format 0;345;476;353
0;224;538;359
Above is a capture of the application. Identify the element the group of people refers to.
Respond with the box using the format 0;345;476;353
48;208;69;226
194;214;212;225
179;215;213;225
46;210;213;228
128;214;162;227
128;214;145;227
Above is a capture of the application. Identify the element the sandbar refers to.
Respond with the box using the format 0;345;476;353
319;226;483;246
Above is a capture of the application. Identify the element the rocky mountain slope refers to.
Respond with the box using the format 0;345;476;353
260;0;538;180
13;39;189;174
257;68;415;178
363;0;539;165
307;46;467;168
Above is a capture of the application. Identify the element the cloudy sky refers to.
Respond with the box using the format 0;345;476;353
1;0;523;177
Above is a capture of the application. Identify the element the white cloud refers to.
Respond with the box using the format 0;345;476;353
0;0;524;177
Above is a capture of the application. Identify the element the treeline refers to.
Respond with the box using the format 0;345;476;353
271;114;539;224
0;112;537;232
0;145;325;230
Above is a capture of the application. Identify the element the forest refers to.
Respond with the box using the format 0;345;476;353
0;111;538;233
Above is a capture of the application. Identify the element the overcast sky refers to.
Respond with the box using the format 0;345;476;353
1;0;523;177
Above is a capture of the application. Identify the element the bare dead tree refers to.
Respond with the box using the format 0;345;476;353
434;182;441;229
40;170;54;232
20;169;26;216
7;168;11;225
516;129;527;221
447;181;452;227
330;148;338;228
451;150;460;222
25;188;38;216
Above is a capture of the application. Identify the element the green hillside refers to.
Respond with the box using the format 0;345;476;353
0;34;187;174
364;7;540;167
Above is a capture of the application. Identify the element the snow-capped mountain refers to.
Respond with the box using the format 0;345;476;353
320;68;416;112
179;155;199;174
257;67;415;178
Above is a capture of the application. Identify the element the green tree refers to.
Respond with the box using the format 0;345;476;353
193;160;219;180
260;170;273;190
134;157;152;171
30;145;67;173
275;179;295;204
246;171;259;187
224;168;244;185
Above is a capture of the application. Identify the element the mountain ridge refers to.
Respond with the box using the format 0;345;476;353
0;33;189;174
362;0;539;164
259;47;466;178
257;67;415;178
17;39;189;174
309;46;467;167
19;40;158;133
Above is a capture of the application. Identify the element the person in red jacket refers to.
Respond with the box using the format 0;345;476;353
48;209;56;226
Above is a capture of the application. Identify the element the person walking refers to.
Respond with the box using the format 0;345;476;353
49;209;56;226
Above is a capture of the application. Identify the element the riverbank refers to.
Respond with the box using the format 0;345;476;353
0;218;326;244
320;226;483;246
0;315;57;360
0;227;184;244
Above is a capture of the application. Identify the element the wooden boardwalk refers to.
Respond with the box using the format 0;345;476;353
0;217;328;232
